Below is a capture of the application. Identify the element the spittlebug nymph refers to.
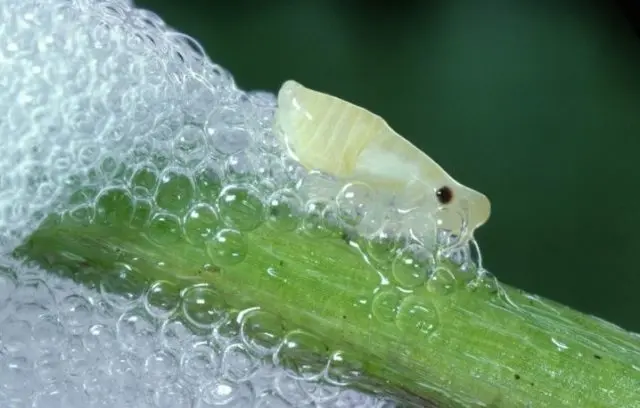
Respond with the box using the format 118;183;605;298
273;79;490;244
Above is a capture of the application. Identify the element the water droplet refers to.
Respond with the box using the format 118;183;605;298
67;204;94;225
181;341;220;383
468;269;500;295
221;343;260;382
17;278;55;306
181;284;227;329
198;379;255;407
325;350;364;386
224;151;257;181
144;280;181;319
322;203;341;232
84;323;116;354
217;184;264;231
100;263;146;310
77;142;101;166
147;212;183;246
254;153;281;183
240;308;286;356
206;228;248;266
216;313;240;341
155;168;195;214
184;203;221;245
94;296;119;321
298;380;340;404
100;156;125;178
392;244;433;288
274;372;312;405
94;187;134;226
336;182;374;227
371;290;402;323
173;124;207;166
144;349;179;382
434;206;467;250
395;295;439;338
274;330;328;381
154;382;192;408
67;184;96;205
58;294;94;335
427;265;458;295
130;198;152;228
266;189;303;231
116;307;158;352
130;163;159;197
10;307;44;337
194;164;222;198
364;228;399;268
206;106;252;156
301;200;332;238
160;318;193;351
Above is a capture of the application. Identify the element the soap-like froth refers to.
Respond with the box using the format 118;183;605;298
0;0;397;406
0;258;397;407
0;0;252;251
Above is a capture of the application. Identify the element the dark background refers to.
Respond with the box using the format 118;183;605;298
133;0;640;332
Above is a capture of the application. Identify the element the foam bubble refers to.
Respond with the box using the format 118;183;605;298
0;0;397;406
0;0;242;251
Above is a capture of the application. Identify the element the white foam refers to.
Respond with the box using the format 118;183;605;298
0;0;394;406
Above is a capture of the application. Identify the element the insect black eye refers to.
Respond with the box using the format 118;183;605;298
436;186;453;205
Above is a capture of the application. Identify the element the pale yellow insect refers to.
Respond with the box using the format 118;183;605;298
273;79;491;243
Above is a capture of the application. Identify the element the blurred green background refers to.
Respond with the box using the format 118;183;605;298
134;0;640;332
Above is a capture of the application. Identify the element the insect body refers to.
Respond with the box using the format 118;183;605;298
273;80;490;244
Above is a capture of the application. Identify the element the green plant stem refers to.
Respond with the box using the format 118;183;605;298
17;210;640;408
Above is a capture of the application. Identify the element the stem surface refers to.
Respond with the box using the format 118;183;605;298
16;182;640;408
